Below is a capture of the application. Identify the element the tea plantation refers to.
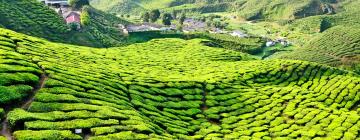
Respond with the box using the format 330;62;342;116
0;28;359;140
272;25;360;73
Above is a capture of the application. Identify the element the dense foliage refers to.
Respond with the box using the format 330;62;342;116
0;28;359;139
69;0;90;9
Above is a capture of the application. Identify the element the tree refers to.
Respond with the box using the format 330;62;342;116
80;8;90;26
142;12;150;22
69;0;89;9
172;11;177;19
162;13;172;26
320;19;332;32
179;13;186;25
69;23;79;31
149;9;160;22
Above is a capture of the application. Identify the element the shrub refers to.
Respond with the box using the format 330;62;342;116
14;130;82;140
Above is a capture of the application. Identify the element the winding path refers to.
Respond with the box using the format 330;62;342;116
0;72;48;140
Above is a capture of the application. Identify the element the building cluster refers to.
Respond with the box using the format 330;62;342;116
182;18;207;32
38;0;81;29
120;23;176;34
266;38;290;47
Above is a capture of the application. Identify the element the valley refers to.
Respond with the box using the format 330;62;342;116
0;0;359;139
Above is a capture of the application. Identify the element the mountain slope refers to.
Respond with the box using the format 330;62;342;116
0;28;359;139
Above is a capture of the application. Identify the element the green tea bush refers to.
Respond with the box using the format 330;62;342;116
14;130;82;140
0;28;359;139
25;118;119;130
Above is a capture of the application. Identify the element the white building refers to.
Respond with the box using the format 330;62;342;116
230;30;248;38
38;0;69;7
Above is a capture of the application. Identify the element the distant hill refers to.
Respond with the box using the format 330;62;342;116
288;0;360;33
0;0;130;48
90;0;340;21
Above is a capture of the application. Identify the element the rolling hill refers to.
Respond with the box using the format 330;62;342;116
0;28;359;139
271;25;360;73
268;0;360;73
288;0;360;34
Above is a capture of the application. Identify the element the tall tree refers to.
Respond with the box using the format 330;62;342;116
172;11;177;19
69;0;89;9
149;9;160;22
162;13;172;26
142;12;150;22
80;7;90;26
179;13;186;25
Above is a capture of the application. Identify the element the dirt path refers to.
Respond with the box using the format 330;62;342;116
1;119;11;140
201;84;208;111
200;83;220;125
21;74;48;109
0;73;48;140
83;134;91;140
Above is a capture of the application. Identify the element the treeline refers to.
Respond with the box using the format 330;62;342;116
141;9;186;26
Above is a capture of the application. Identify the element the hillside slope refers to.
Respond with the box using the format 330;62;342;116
75;6;130;47
0;0;69;41
288;0;360;33
0;28;359;139
0;0;130;48
271;25;360;73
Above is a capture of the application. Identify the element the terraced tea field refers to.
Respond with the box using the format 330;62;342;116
0;28;359;139
272;25;360;72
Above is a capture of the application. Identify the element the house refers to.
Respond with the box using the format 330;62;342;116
266;38;291;47
230;30;248;38
38;0;69;7
266;41;276;47
209;28;226;34
275;38;290;47
182;18;207;32
126;23;163;33
64;11;81;28
118;24;129;35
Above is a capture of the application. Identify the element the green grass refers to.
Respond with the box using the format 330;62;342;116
0;28;359;139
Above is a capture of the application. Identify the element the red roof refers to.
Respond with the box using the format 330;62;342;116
66;12;80;24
